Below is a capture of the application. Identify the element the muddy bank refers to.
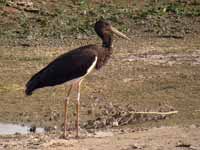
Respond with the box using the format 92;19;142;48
0;36;200;130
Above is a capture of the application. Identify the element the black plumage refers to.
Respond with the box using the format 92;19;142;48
25;20;130;138
25;21;121;96
25;45;98;95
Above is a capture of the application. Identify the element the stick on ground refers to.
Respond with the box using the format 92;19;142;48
130;111;178;115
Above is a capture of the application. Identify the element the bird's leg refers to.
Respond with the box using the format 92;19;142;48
75;80;82;138
64;85;73;138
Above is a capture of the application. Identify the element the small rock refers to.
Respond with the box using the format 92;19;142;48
112;120;119;127
14;132;21;135
44;126;57;132
87;109;93;115
29;125;36;133
130;144;140;149
123;78;133;83
190;124;197;129
176;141;191;148
94;131;113;138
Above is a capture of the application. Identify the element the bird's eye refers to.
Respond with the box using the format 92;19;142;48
104;22;110;26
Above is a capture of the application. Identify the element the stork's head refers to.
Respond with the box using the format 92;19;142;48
95;20;130;41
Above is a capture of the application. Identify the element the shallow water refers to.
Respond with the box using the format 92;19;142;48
0;123;44;135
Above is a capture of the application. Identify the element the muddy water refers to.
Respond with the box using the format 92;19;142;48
0;123;44;135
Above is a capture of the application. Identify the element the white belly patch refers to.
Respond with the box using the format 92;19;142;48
65;56;97;85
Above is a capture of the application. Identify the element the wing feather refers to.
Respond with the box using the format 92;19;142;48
25;45;97;95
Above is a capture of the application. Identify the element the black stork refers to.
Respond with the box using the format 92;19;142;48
25;20;130;138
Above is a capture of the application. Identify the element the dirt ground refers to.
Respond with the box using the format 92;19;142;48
0;126;200;150
0;35;200;149
0;1;200;149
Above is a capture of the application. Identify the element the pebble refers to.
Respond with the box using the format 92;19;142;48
189;124;197;129
94;131;113;138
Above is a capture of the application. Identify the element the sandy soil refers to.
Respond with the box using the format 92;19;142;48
0;126;200;150
0;35;200;149
0;1;200;149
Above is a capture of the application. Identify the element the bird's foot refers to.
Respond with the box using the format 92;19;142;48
75;135;80;139
60;134;69;140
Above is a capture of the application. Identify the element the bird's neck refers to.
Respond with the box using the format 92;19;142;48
102;35;113;48
95;36;113;70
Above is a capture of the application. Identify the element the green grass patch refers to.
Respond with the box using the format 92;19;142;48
0;0;200;45
0;0;7;7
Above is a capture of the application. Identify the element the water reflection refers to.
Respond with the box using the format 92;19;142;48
0;123;44;135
